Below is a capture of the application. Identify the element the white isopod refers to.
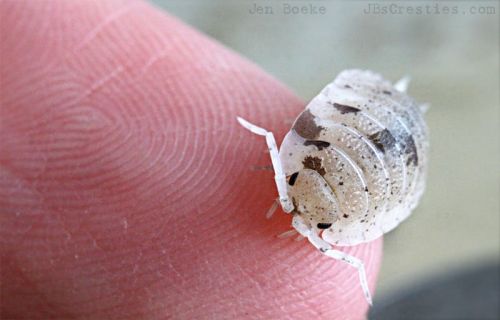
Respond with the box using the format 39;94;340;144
237;69;429;305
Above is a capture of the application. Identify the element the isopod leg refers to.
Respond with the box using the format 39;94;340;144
292;215;373;305
266;198;280;219
295;235;305;241
236;117;294;213
277;229;298;239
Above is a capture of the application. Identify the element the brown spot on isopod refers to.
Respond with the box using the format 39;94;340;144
293;110;324;139
403;135;419;166
317;223;332;229
368;129;396;153
331;102;361;115
288;172;299;186
302;156;326;176
304;140;331;151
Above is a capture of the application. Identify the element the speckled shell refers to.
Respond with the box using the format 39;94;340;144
279;70;429;246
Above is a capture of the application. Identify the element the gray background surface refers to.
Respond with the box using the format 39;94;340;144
152;0;499;303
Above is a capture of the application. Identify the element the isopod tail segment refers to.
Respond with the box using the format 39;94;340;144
419;103;431;114
236;116;373;305
394;76;411;93
394;76;431;114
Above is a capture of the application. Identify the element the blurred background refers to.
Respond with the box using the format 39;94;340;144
153;0;499;318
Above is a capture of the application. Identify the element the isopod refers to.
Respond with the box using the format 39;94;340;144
237;69;429;304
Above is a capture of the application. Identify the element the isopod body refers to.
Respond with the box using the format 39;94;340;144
237;69;429;304
279;69;429;246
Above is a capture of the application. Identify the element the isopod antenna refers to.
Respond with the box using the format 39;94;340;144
292;214;373;305
236;117;294;213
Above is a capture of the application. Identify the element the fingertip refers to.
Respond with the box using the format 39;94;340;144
1;1;384;319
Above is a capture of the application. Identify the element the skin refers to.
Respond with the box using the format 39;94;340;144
0;1;382;319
